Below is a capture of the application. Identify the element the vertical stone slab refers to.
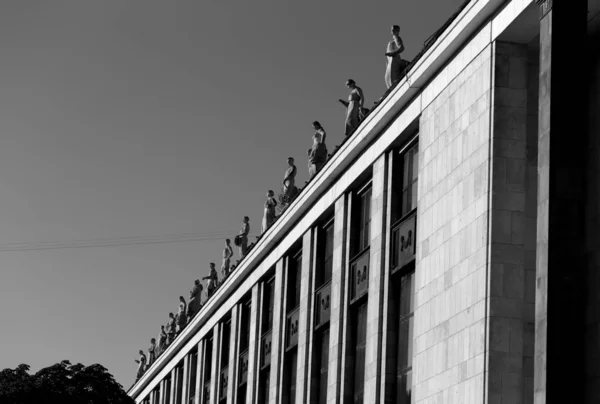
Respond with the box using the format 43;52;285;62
534;0;588;403
269;258;286;404
327;195;349;404
210;324;221;404
295;230;315;404
226;305;240;403
181;355;189;404
158;380;165;404
414;46;493;404
364;154;389;403
487;40;533;404
245;284;260;403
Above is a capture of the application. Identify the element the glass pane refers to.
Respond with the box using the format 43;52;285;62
403;152;410;191
407;317;413;368
411;181;418;212
397;371;412;404
411;146;419;181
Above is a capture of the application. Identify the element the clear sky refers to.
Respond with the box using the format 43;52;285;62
0;0;465;388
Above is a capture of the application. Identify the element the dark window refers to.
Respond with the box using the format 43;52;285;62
262;278;275;334
239;302;251;353
287;252;302;311
316;219;334;288
189;351;198;403
395;271;414;404
258;368;270;403
352;302;368;404
165;377;171;404
283;349;298;404
399;143;418;219
175;363;184;404
352;187;372;257
204;337;213;386
221;321;231;369
316;328;330;404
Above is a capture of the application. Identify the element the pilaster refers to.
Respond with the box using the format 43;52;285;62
364;154;389;403
269;257;287;404
295;229;315;403
227;305;240;403
327;195;349;404
246;283;261;403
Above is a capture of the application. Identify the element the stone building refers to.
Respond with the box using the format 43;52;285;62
129;0;600;402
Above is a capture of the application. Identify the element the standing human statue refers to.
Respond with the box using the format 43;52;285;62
385;25;406;89
338;79;365;136
148;338;157;366
236;217;250;259
134;350;147;381
221;239;234;278
166;313;177;344
176;296;187;334
203;262;219;299
261;190;278;234
283;157;297;198
313;121;327;145
307;132;328;180
188;279;203;319
158;325;168;356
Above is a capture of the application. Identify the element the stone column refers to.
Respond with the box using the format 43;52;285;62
181;355;189;404
364;154;389;403
269;257;287;404
534;0;588;403
225;305;239;403
210;324;221;404
326;195;349;404
295;229;315;403
245;283;261;403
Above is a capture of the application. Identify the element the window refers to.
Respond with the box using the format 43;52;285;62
189;351;198;404
397;143;418;220
395;270;414;404
259;277;274;404
352;302;368;404
220;321;231;402
262;278;275;334
164;377;171;404
316;219;334;288
203;338;213;404
352;186;372;257
287;251;302;312
312;328;330;404
283;349;298;404
238;301;251;403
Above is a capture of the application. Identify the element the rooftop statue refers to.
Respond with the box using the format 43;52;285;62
148;338;157;366
313;121;327;145
308;132;328;180
338;79;365;136
167;312;176;344
134;350;147;381
176;296;187;334
221;239;233;279
283;157;297;198
385;25;407;89
234;217;250;259
158;325;167;356
188;279;203;320
261;190;278;234
203;263;219;298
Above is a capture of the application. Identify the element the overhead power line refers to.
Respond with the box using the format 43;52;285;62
0;231;259;252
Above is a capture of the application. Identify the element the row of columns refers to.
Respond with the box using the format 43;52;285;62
143;151;395;404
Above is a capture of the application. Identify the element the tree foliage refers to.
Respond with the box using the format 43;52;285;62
0;361;135;404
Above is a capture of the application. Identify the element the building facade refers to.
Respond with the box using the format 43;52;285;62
129;0;600;402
